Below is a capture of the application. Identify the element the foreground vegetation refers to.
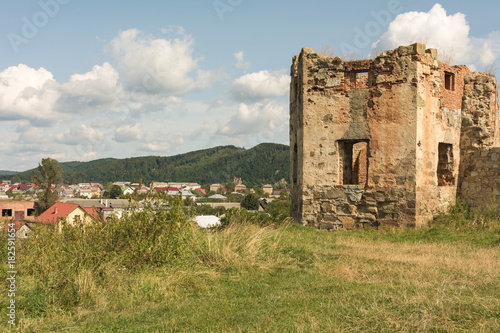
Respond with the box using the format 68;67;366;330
1;200;499;332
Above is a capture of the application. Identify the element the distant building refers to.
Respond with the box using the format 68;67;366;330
35;202;98;229
210;183;223;192
262;184;273;195
235;184;247;192
0;201;36;220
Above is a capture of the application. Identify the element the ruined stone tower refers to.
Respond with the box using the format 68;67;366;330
290;43;499;229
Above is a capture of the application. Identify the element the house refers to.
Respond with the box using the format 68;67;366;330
153;186;169;193
91;185;102;197
35;202;98;227
210;183;222;192
0;201;36;220
262;184;274;195
62;198;141;220
290;43;500;229
151;182;169;188
273;188;290;196
167;187;180;196
78;188;92;198
113;181;130;188
122;187;134;195
195;188;206;195
3;220;36;239
208;194;227;200
235;184;247;192
136;186;149;194
180;189;196;201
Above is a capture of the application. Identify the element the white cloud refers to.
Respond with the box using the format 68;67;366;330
375;4;500;67
234;51;250;70
60;62;123;110
114;124;142;143
57;124;107;146
217;101;287;139
230;69;290;101
107;28;214;96
0;64;60;122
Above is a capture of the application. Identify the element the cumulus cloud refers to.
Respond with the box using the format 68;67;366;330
0;64;60;123
217;101;287;139
107;28;214;96
234;51;250;70
141;134;184;153
230;70;290;101
57;124;107;146
60;62;123;110
114;124;142;143
374;4;500;68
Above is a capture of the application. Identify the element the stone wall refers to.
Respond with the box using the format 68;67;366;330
459;148;500;207
458;72;500;208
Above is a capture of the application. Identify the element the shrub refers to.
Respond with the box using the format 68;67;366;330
240;193;259;210
16;198;193;313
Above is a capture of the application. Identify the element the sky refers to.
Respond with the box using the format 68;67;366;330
1;0;499;171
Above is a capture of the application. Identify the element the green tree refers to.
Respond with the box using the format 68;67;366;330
240;193;259;210
109;185;122;199
32;158;62;215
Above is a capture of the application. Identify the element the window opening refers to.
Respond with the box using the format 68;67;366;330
339;140;368;185
444;72;455;91
437;143;454;186
350;71;369;90
2;209;12;217
292;137;298;185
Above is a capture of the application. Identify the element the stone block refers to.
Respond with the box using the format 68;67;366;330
340;217;355;230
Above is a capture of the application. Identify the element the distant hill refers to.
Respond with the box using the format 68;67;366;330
0;170;19;177
10;143;290;187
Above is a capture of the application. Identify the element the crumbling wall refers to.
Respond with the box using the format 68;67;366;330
290;44;430;229
458;72;500;207
290;43;500;230
459;148;500;207
414;59;469;226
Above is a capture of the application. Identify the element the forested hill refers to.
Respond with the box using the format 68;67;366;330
0;170;19;176
9;143;290;187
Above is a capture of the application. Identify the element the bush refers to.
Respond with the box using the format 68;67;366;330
16;198;193;313
240;193;259;210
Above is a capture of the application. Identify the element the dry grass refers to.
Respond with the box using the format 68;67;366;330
190;221;284;272
5;219;499;332
321;237;499;283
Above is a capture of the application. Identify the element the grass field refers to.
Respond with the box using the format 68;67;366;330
2;201;499;332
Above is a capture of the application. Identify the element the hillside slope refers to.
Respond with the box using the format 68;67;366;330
8;143;290;186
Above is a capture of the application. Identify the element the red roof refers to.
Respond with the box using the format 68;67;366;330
35;202;94;224
196;188;206;195
3;220;30;232
83;207;99;218
168;187;180;192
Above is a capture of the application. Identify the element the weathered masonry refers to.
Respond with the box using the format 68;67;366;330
290;43;500;229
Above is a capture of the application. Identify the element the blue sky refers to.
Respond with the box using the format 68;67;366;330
1;0;499;171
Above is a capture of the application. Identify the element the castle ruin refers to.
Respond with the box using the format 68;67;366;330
290;43;500;229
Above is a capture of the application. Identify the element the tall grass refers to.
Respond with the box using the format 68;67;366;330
432;199;500;233
1;200;499;332
10;198;193;313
